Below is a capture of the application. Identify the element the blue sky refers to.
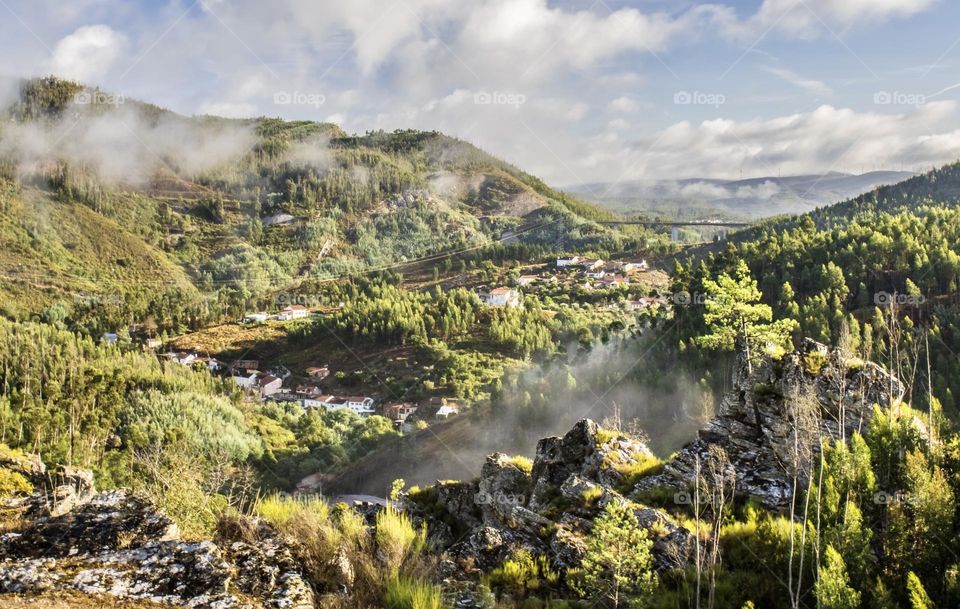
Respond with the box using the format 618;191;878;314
2;0;959;185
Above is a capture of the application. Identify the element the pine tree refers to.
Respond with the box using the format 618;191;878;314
570;500;658;609
815;545;861;609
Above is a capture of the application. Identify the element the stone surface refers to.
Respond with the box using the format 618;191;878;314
636;339;905;509
0;458;313;609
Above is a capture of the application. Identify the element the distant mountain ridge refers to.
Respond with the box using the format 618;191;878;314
566;170;915;221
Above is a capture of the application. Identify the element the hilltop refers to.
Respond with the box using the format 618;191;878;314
0;77;645;333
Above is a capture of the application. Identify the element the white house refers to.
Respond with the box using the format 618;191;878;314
580;258;604;271
435;404;460;419
232;372;259;390
245;312;268;323
556;256;581;268
341;396;376;415
517;275;538;287
306;366;330;379
584;270;606;280
480;287;521;308
276;305;310;321
624;260;649;273
258;374;283;399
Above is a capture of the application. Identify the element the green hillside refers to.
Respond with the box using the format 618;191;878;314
0;78;653;334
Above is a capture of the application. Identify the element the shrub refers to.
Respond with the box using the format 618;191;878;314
0;467;32;500
383;576;444;609
376;507;427;576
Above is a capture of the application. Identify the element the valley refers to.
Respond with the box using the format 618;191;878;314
2;77;960;609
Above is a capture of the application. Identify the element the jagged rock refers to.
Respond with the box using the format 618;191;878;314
1;490;179;558
549;525;587;570
476;454;531;527
637;339;905;509
0;448;45;482
0;462;314;609
529;420;653;511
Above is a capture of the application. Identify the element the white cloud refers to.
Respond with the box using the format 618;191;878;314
735;0;937;39
607;102;960;180
46;24;128;82
609;96;637;113
763;66;832;96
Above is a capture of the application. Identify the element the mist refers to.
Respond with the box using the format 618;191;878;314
0;89;256;186
324;332;716;497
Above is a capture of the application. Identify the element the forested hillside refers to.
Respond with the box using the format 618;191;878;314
0;77;657;336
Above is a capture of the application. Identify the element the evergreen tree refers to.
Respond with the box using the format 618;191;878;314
571;501;658;609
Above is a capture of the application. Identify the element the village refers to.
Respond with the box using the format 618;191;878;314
101;256;664;437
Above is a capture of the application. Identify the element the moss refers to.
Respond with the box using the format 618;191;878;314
803;351;828;375
506;455;534;474
0;467;32;500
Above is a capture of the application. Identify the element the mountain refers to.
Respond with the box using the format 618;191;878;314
0;78;643;332
566;170;915;221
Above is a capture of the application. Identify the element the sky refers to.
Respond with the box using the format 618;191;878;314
2;0;960;187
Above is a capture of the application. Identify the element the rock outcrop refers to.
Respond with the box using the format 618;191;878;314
405;418;696;576
637;339;904;508
0;456;313;609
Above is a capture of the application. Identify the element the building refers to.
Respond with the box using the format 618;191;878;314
229;360;260;374
276;305;310;321
598;275;628;288
295;385;324;398
626;296;661;311
102;333;118;345
584;269;606;280
144;338;163;350
305;366;330;379
435;404;460;419
382;402;419;427
258;375;283;399
480;287;521;308
231;372;259;390
517;275;539;286
579;259;604;271
244;312;268;323
302;394;336;409
342;396;376;415
623;260;649;273
556;256;581;268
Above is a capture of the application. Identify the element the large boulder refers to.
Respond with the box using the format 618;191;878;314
0;466;314;609
637;339;904;509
